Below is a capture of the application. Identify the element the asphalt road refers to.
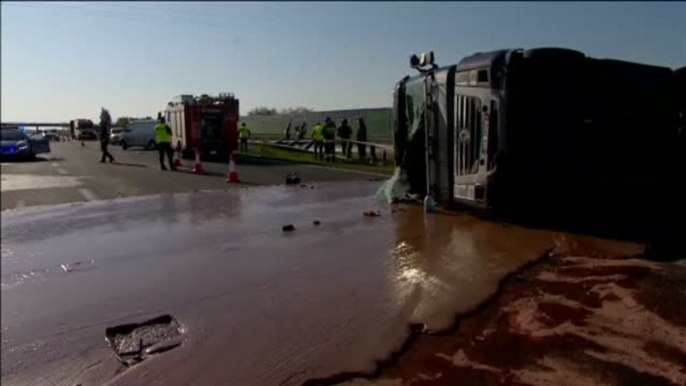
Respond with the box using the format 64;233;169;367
1;180;582;386
2;141;672;386
0;141;387;211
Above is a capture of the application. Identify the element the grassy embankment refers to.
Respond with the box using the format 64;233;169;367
243;143;395;175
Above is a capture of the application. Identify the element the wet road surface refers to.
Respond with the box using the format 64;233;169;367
1;141;388;211
0;179;604;386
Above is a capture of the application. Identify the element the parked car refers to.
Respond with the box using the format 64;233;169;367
120;120;157;150
1;128;50;160
110;128;123;145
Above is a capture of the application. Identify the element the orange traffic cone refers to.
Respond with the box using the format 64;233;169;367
192;148;204;173
226;153;240;183
173;149;183;168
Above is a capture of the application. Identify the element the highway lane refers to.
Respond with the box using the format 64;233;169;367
1;180;580;386
1;141;387;211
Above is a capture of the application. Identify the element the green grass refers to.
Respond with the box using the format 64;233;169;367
243;143;395;175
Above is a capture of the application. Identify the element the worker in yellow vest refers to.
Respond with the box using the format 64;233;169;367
155;117;175;171
239;122;251;152
312;122;324;160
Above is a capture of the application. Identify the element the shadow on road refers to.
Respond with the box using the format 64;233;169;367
111;161;147;168
172;168;226;178
461;203;686;261
234;154;290;167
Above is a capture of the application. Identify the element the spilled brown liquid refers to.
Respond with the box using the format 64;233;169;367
0;181;651;386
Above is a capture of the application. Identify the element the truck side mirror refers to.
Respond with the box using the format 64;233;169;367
410;52;435;69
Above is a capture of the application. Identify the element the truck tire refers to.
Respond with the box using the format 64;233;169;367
121;140;128;150
147;140;157;151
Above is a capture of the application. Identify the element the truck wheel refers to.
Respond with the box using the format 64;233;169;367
147;140;157;151
121;141;128;150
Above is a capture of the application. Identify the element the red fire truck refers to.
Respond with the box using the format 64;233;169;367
164;93;239;160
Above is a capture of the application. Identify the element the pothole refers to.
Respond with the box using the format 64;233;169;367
105;314;185;366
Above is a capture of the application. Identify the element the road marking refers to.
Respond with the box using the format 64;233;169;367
56;168;68;175
51;163;59;167
1;174;85;192
78;188;98;201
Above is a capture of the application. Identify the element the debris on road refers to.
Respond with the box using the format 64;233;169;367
285;172;301;185
282;224;295;232
363;210;381;217
105;314;185;366
60;264;71;273
313;220;321;226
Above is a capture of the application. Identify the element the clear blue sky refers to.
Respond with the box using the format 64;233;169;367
2;1;685;122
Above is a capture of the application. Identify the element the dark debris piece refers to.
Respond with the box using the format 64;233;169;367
105;314;184;366
282;224;296;232
285;172;301;185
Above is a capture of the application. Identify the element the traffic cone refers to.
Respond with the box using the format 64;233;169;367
226;153;240;183
173;149;183;168
192;148;204;173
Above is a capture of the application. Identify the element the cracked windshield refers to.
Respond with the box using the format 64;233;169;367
2;2;686;385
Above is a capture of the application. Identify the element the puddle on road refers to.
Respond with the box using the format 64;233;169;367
0;174;89;192
105;315;186;366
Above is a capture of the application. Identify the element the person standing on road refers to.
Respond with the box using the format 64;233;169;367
239;122;251;152
312;122;324;160
337;118;352;159
155;117;176;171
323;117;337;163
99;108;115;163
356;117;368;161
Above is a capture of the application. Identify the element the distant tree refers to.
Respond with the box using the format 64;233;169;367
280;106;313;115
248;107;278;116
115;117;131;127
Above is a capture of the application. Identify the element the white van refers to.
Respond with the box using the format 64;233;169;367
120;120;157;150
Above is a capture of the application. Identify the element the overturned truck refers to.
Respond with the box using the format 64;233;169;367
391;48;685;229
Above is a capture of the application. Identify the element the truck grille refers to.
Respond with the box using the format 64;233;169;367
455;95;483;176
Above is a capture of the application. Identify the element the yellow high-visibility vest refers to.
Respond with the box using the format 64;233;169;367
155;124;172;143
239;125;251;139
313;124;324;140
